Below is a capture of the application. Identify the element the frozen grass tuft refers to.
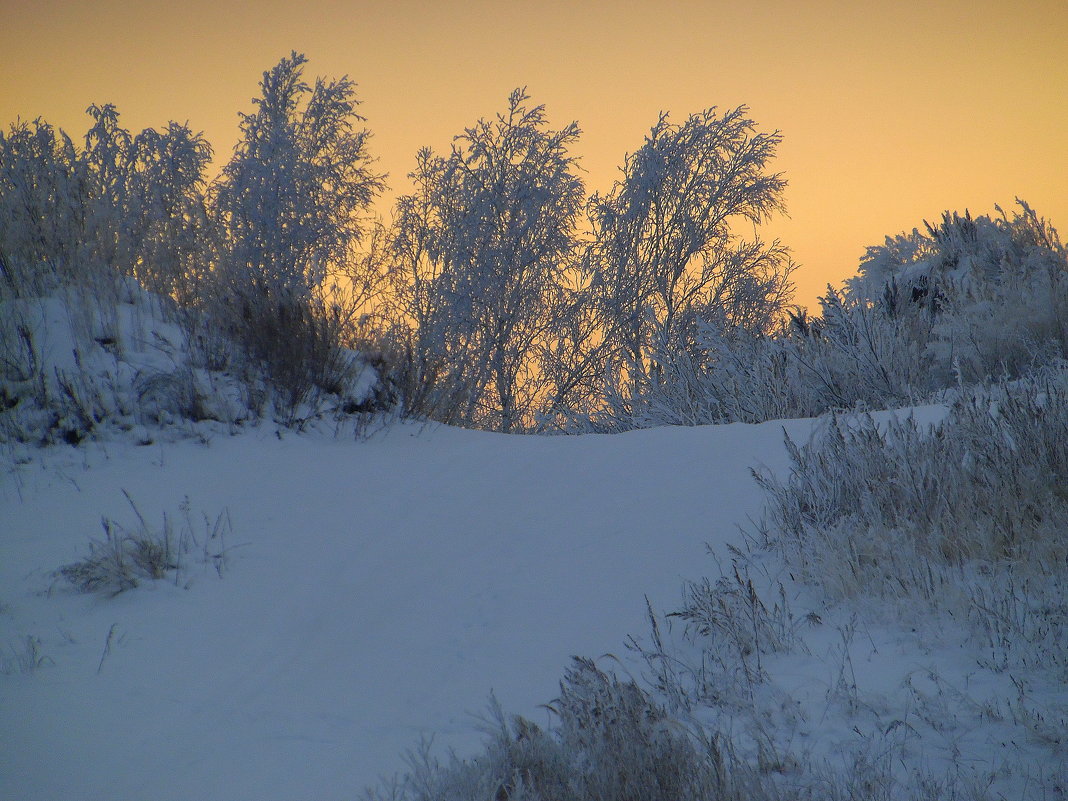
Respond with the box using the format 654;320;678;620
0;635;53;676
56;491;232;596
367;657;751;801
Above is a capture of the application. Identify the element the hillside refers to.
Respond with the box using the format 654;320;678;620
1;283;1065;801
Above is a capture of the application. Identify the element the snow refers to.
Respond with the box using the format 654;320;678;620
2;327;1061;800
2;416;815;800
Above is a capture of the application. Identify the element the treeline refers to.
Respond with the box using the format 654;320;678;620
2;52;1065;437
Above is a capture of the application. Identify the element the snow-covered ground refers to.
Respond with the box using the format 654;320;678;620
1;415;816;800
3;404;1064;800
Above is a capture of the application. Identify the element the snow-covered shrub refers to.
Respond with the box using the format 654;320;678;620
0;108;230;443
0;58;395;443
848;201;1068;386
375;331;478;429
0;118;89;296
756;374;1068;675
210;291;358;420
369;658;736;801
0;107;213;304
606;295;927;430
599;202;1066;432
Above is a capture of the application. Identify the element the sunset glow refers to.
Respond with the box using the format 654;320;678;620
2;0;1066;309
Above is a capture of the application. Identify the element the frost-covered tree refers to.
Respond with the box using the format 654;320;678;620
390;89;584;431
209;53;386;412
0;106;212;301
0;106;135;298
586;106;794;394
212;52;384;303
128;122;213;301
80;104;136;279
0;118;85;295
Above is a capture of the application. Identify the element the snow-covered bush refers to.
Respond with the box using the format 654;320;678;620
0;118;88;296
369;658;739;801
208;291;368;421
0;106;214;303
587;297;925;430
0;107;229;444
0;55;395;444
602;202;1066;431
848;201;1068;386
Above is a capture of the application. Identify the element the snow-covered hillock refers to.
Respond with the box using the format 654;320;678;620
0;411;811;800
0;279;383;452
3;390;1066;800
3;284;1066;800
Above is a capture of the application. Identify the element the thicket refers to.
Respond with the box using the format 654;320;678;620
5;52;1066;443
1;53;803;442
756;377;1068;672
6;52;1063;441
0;53;388;444
613;202;1068;430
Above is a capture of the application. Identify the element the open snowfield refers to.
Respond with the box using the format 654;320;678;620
3;416;821;800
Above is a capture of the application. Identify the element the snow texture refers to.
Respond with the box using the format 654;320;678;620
3;416;810;800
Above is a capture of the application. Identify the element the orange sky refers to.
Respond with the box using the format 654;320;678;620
2;0;1066;310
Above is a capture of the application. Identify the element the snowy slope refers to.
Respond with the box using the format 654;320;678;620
5;400;1063;801
2;417;819;801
